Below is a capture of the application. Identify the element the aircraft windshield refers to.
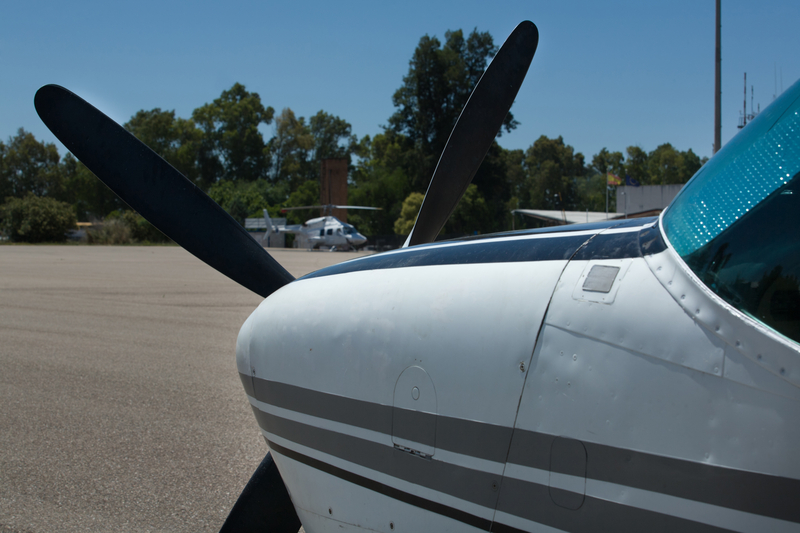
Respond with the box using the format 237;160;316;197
663;78;800;344
342;225;356;235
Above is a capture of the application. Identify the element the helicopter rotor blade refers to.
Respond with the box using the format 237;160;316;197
405;20;538;247
34;84;294;298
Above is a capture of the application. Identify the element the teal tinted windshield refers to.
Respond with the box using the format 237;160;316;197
663;78;800;344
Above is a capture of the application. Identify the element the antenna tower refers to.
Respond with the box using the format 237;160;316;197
738;73;760;129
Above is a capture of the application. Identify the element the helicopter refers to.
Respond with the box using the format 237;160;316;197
263;205;379;250
34;19;799;533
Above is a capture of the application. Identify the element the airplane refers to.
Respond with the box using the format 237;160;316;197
263;205;379;250
33;19;800;533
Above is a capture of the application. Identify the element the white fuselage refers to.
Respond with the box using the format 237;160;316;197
291;216;368;250
236;218;800;533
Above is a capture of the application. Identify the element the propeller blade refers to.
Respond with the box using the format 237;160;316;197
406;21;539;247
219;452;301;533
35;85;294;298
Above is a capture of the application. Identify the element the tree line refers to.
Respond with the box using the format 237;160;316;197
0;28;706;243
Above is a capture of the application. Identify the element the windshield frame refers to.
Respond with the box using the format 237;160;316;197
661;77;800;348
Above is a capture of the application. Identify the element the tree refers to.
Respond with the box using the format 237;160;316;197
504;148;526;201
104;210;169;243
394;192;424;235
470;142;516;233
269;108;358;191
192;83;274;184
388;28;514;191
575;173;612;213
521;136;586;211
59;154;125;220
624;146;648;185
349;132;413;235
503;148;526;227
646;143;704;185
1;193;76;242
584;147;626;213
283;180;320;224
0;129;64;200
309;110;357;163
590;148;625;178
444;184;491;236
124;109;203;184
207;179;288;225
269;108;314;189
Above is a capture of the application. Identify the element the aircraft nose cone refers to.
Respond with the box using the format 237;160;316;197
235;310;256;390
348;234;367;246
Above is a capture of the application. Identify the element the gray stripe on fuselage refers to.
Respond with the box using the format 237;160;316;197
253;374;392;434
261;410;740;533
250;376;512;463
495;477;733;533
392;407;436;447
582;439;800;523
252;407;502;510
245;376;800;523
267;439;494;531
238;371;255;398
505;431;800;523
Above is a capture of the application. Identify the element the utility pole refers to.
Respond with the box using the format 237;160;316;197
714;0;721;153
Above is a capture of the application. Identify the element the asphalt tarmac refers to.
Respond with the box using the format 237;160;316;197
0;245;372;533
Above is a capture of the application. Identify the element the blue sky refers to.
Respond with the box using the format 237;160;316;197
1;0;798;162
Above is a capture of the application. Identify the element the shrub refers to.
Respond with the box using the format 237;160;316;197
85;218;132;244
86;210;169;244
393;192;424;235
124;211;169;243
1;193;76;242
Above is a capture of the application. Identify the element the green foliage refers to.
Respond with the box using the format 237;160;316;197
59;154;125;220
1;193;76;242
124;109;204;184
270;108;358;191
522;136;586;210
349;133;413;235
388;28;513;191
599;144;706;187
584;148;626;212
85;218;131;244
471;142;515;233
309;110;357;161
4;28;712;242
192;83;275;185
644;143;704;185
591;148;626;178
113;210;169;243
270;108;315;189
575;173;612;212
445;184;490;235
86;210;169;244
349;164;408;235
394;192;424;235
283;180;320;224
207;179;288;224
504;149;526;199
624;146;648;185
0;129;64;200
